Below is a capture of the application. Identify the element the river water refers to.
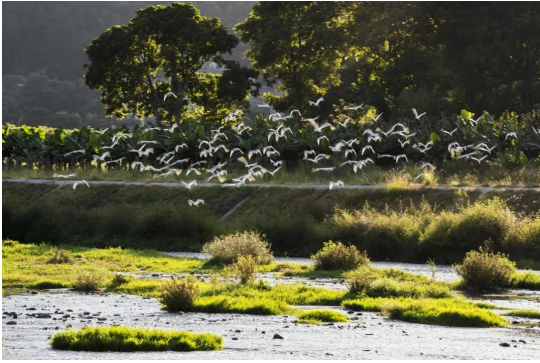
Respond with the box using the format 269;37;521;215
3;254;540;359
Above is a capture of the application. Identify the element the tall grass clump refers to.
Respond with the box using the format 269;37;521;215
73;270;105;292
202;231;273;265
160;277;200;312
311;241;370;270
51;326;223;351
454;244;516;290
232;255;259;284
46;247;72;264
346;266;377;294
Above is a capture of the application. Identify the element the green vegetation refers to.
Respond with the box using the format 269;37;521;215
311;241;369;271
46;247;72;264
232;255;259;284
343;297;508;327
51;326;223;352
296;310;350;324
345;266;377;294
160;277;200;312
73;270;105;292
202;231;273;265
455;246;517;290
514;271;540;290
503;309;540;319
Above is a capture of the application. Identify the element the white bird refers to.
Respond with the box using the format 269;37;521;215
182;180;197;190
167;158;190;168
102;140;119;150
470;155;489;164
248;149;262;160
95;128;109;135
337;118;351;128
414;174;427;182
175;143;188;152
317;135;329;145
270;159;283;167
106;157;126;165
308;97;324;107
361;145;375;155
505;132;517;141
441;128;458;137
92;151;110;161
53;173;76;178
329;180;344;190
414;141;433;153
313;167;336;172
267;167;282;176
164;92;177;101
188;199;205;207
138;140;159;145
412;108;426;120
289;109;302;118
344;104;364;111
344;148;357;158
230;148;244;157
186;167;201;176
421;162;436;170
73;180;90;190
369;112;384;122
237;156;259;168
398;139;410;148
305;154;331;163
64;149;85;157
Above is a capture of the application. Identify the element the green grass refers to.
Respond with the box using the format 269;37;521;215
366;279;453;299
342;297;508;327
296;309;350;324
503;309;540;319
514;271;540;290
193;295;293;315
51;326;223;352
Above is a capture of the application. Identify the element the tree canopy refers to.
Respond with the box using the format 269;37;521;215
84;2;259;125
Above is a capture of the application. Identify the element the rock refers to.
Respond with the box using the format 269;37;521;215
113;314;121;317
232;337;238;341
347;311;355;314
234;329;241;333
499;343;510;347
83;312;90;315
35;313;51;318
26;308;36;311
62;314;71;318
262;331;266;334
309;277;317;280
66;309;73;312
31;291;38;295
6;321;17;325
152;274;160;277
273;333;285;340
519;340;526;344
326;353;333;356
98;317;107;321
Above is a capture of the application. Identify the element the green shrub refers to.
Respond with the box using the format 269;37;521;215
202;231;273;265
454;245;516;290
193;295;290;315
73;270;104;292
232;255;259;285
311;241;370;270
367;279;452;298
51;326;223;351
47;247;72;264
111;274;132;285
346;266;376;294
513;271;540;289
420;199;516;261
296;309;350;324
160;277;200;312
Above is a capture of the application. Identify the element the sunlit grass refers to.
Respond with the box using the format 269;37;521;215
296;309;350;324
51;326;223;352
503;309;540;319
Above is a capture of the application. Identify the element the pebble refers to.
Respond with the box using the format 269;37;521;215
273;333;285;339
499;343;510;347
6;321;17;325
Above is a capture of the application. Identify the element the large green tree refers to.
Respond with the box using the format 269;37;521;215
84;2;258;126
234;1;351;120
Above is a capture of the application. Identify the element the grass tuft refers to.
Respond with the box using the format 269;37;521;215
296;309;350;324
51;326;223;352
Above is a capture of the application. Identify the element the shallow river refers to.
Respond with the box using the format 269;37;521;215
3;292;540;360
3;254;540;359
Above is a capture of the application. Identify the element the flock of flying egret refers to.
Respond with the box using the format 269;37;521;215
51;95;527;206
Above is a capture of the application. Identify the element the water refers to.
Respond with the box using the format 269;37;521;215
3;292;540;360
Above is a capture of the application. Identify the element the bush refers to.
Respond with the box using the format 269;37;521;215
311;241;370;270
232;255;259;285
346;266;376;294
202;231;273;265
111;274;132;285
160;277;200;312
51;326;223;351
47;247;72;264
73;270;104;292
454;245;516;290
